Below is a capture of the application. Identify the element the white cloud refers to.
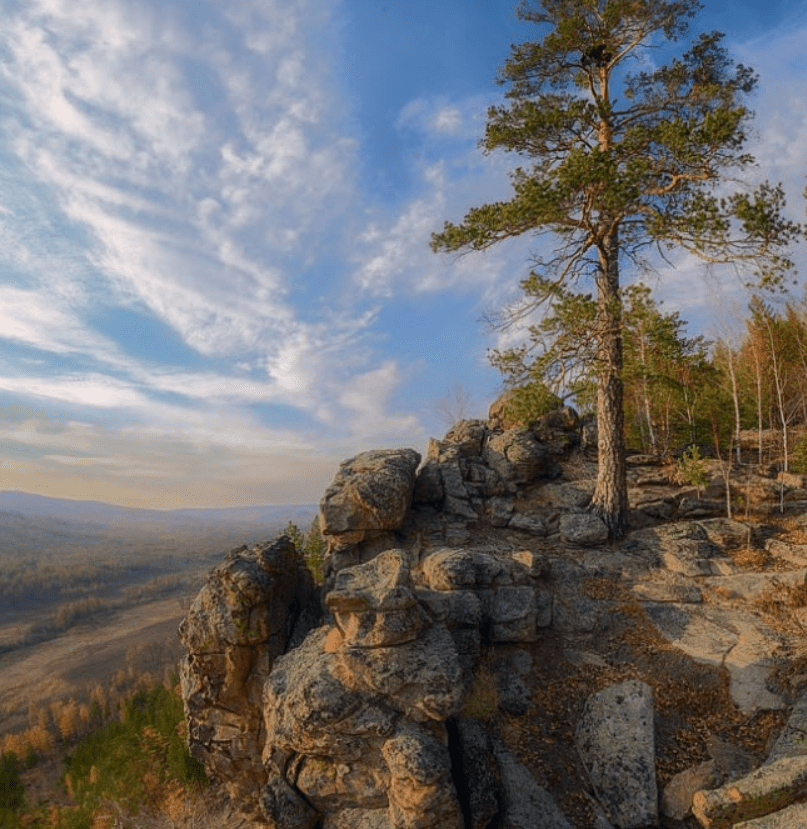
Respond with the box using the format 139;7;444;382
0;373;148;409
0;0;363;374
0;286;115;357
334;361;423;446
434;107;462;134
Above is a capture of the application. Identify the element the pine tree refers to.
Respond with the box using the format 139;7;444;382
432;0;799;538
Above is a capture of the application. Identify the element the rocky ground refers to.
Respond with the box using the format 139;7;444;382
179;410;807;829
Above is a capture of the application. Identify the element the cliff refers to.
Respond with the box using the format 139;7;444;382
179;406;807;829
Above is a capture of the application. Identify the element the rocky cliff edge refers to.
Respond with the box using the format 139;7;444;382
179;407;807;829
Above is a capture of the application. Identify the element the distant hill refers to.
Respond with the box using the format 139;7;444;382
0;491;318;555
0;491;316;526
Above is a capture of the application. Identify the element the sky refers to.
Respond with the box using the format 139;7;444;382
0;0;805;509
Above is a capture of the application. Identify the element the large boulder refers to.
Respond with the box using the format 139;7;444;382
484;429;557;485
326;550;428;648
559;512;609;547
575;680;658;829
320;449;421;547
262;550;466;829
443;420;487;457
178;536;314;817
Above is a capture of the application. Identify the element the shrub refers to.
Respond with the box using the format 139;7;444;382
63;684;206;820
675;445;710;497
0;750;25;810
503;381;563;426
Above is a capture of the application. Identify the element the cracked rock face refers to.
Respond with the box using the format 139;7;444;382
178;537;315;818
179;411;807;829
319;449;422;548
263;550;465;829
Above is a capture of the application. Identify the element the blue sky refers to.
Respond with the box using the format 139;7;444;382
0;0;805;509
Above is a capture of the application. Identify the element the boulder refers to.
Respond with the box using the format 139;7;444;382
263;629;389;764
507;512;547;535
412;459;444;507
178;536;314;815
325;550;428;648
443;420;487;457
261;548;469;829
484;429;556;484
337;623;464;721
428;443;477;520
485;586;539;643
559;513;608;547
575;680;658;829
421;548;524;592
383;725;462;829
534;481;594;509
320;449;421;546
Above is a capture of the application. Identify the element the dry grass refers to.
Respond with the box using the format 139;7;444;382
730;545;771;570
755;580;807;619
494;595;788;828
0;598;185;739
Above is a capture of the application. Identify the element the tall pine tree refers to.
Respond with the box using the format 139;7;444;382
432;0;799;538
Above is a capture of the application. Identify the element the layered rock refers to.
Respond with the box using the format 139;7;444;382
178;537;315;816
262;550;465;829
320;448;421;568
179;406;807;829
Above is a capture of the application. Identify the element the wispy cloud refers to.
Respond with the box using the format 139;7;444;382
0;1;804;507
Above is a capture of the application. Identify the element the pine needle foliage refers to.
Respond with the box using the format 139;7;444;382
432;0;801;538
59;684;206;826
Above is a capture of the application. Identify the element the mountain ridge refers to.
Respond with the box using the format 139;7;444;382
0;490;316;526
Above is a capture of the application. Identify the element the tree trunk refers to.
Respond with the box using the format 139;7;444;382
724;344;742;466
590;228;628;539
749;337;764;465
762;314;789;473
637;328;656;452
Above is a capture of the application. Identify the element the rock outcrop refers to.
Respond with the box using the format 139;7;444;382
180;410;807;829
178;537;316;818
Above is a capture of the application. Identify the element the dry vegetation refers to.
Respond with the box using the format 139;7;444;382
0;500;317;828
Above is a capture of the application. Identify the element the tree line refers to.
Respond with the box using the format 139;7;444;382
492;283;807;472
